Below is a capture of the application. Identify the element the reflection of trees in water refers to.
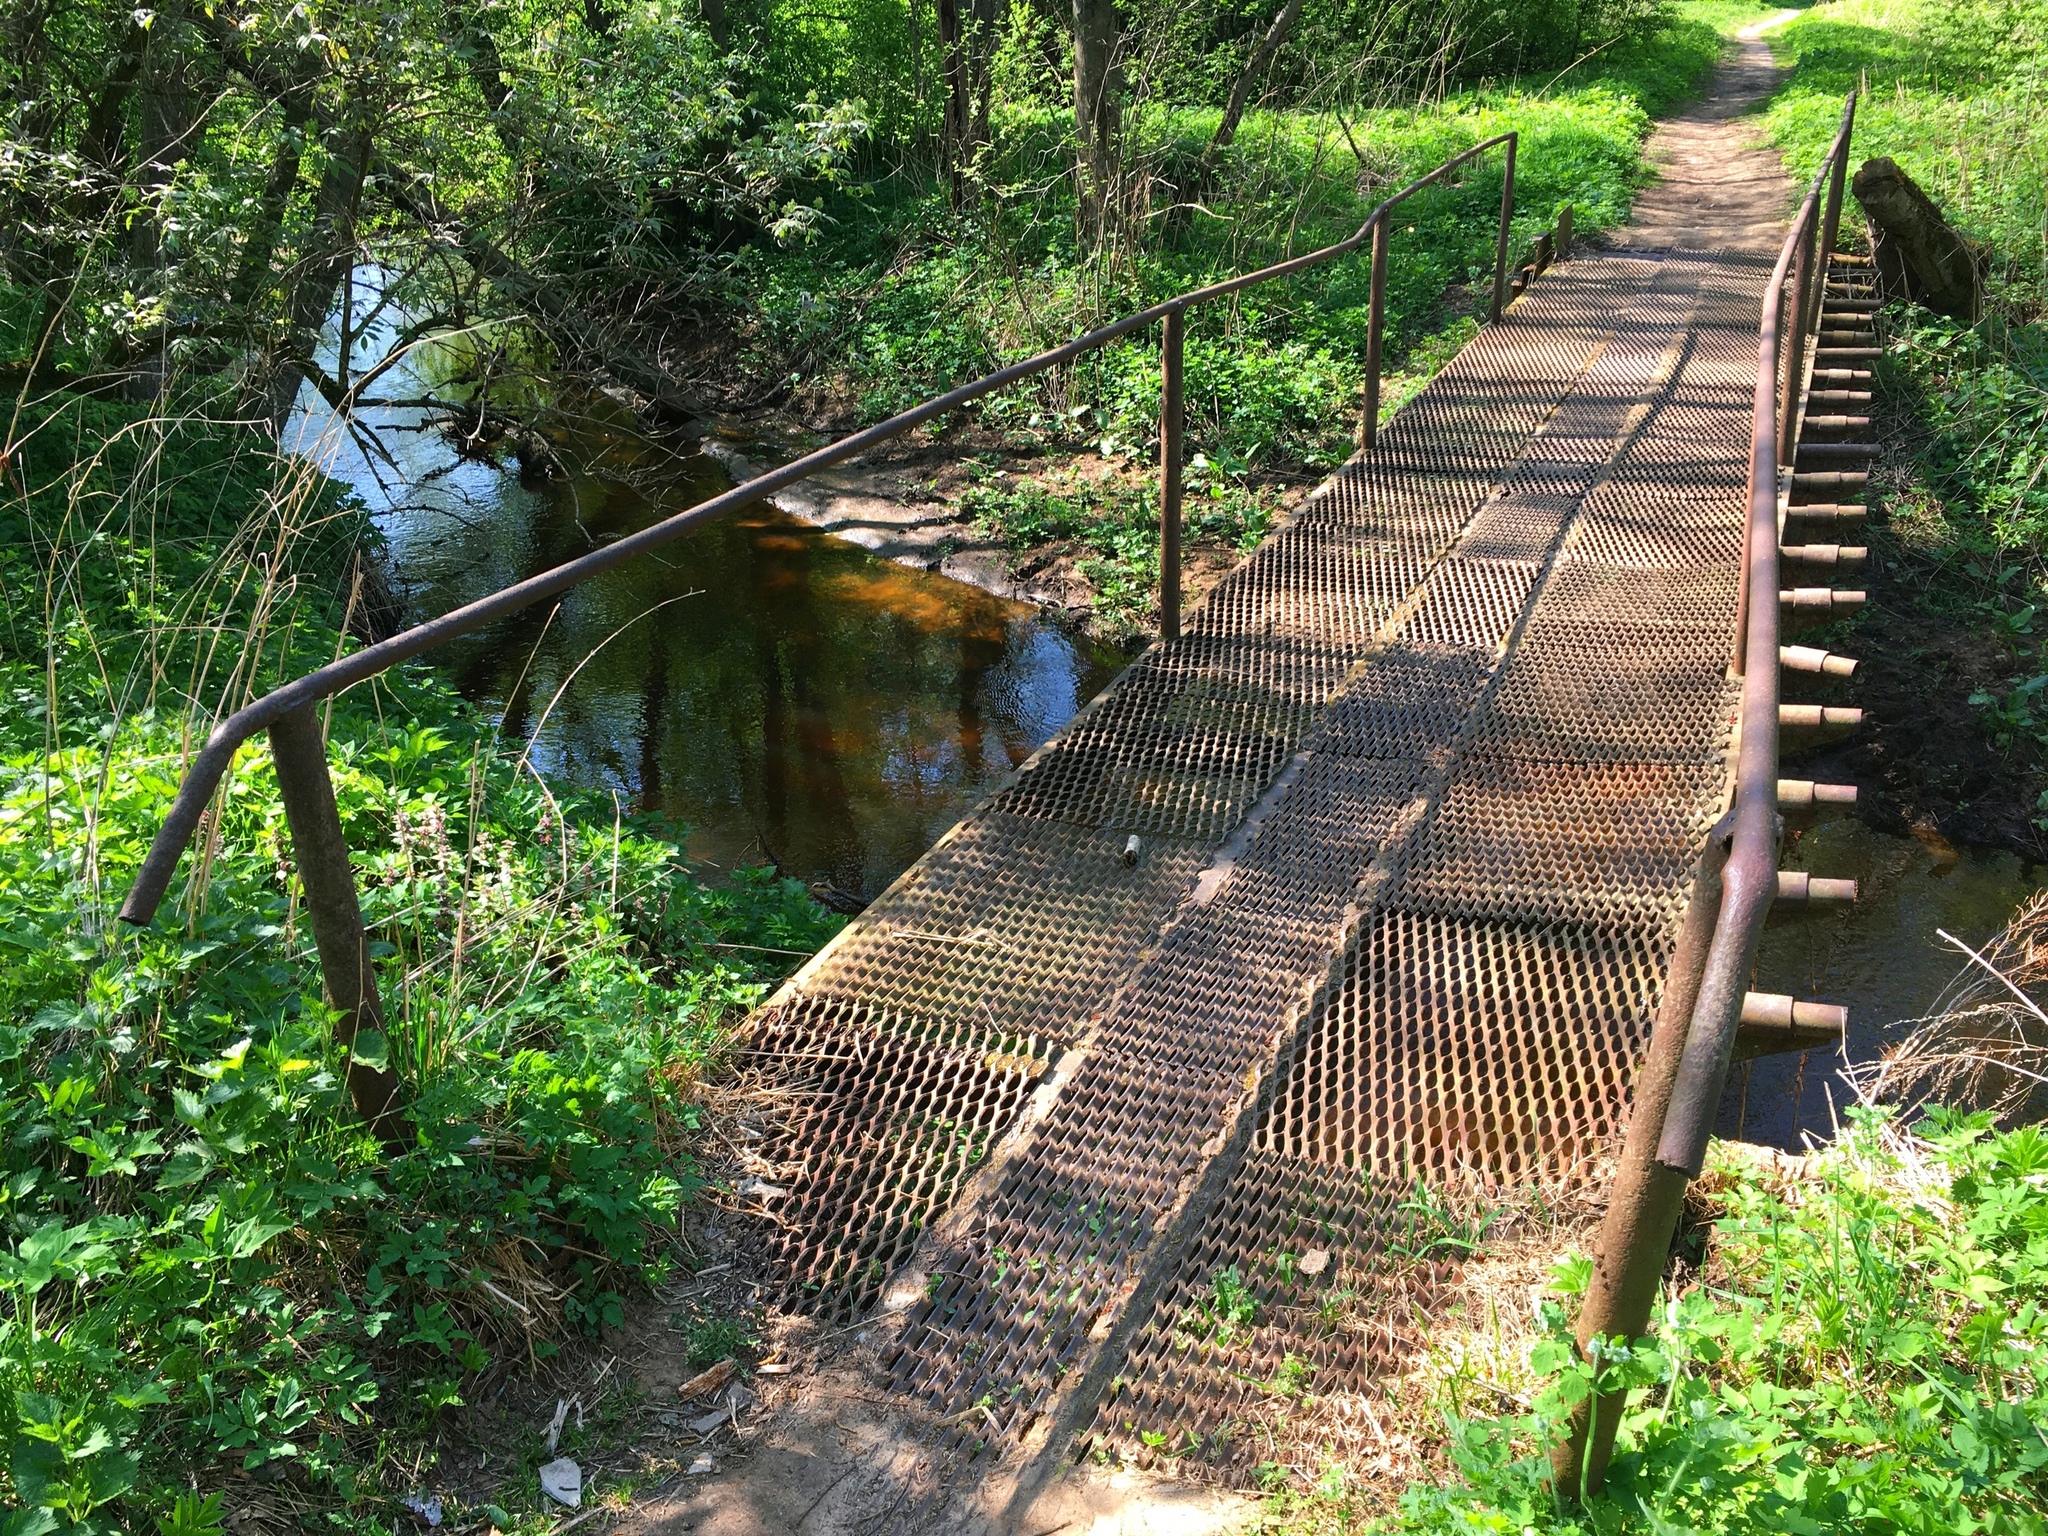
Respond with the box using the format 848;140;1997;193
748;519;858;887
403;471;1109;898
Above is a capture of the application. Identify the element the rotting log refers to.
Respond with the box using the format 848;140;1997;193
1852;156;1985;319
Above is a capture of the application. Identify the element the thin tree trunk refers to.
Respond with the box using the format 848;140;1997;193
75;19;149;186
448;4;522;161
969;0;997;168
229;100;312;312
939;0;969;205
1071;0;1121;242
128;9;209;269
267;112;373;429
1204;0;1305;166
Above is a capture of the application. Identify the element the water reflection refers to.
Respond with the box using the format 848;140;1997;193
1724;819;2045;1148
287;282;1121;899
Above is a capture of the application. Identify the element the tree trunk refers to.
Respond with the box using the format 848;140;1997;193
939;0;970;206
447;4;522;161
128;9;209;269
76;20;149;183
1071;0;1121;242
1204;0;1305;166
229;101;311;312
700;0;728;49
969;0;997;153
1852;155;1985;320
941;0;1000;204
267;112;373;429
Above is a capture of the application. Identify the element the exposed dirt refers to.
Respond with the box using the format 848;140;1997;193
1609;18;1796;255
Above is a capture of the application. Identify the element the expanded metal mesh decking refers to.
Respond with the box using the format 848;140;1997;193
1092;248;1772;1473
739;245;1771;1478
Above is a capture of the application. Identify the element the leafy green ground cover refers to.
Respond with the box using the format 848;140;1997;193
1257;1111;2048;1534
0;391;839;1529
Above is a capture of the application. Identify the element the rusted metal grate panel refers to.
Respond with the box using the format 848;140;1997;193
1390;758;1726;927
747;995;1058;1324
797;811;1211;1036
1468;621;1739;764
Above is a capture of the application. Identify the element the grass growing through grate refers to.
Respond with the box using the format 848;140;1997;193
1252;1107;2048;1533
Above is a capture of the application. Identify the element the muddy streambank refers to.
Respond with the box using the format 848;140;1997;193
694;425;1295;628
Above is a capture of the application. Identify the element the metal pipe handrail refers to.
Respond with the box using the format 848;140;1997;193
1657;90;1859;1174
116;131;1523;933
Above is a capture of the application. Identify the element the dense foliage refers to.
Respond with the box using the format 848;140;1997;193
0;392;839;1526
0;0;1683;446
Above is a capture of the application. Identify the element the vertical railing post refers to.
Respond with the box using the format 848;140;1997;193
1158;304;1185;644
269;706;407;1146
1360;212;1388;452
1489;133;1517;322
1551;827;1732;1498
1557;202;1573;263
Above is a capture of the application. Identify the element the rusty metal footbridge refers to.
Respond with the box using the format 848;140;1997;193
121;93;1873;1512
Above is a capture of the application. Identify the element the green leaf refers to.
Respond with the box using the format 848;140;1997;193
225;1216;291;1260
158;1141;216;1188
348;1029;390;1072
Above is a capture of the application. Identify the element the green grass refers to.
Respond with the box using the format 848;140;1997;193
0;389;841;1529
1255;1110;2048;1534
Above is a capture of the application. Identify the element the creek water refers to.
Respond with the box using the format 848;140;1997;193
1724;818;2043;1148
288;293;1121;901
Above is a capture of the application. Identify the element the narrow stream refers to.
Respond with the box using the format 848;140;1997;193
289;286;1121;900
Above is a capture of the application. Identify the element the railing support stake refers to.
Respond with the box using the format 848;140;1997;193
1490;134;1517;322
270;707;407;1147
1552;825;1732;1499
1159;305;1185;643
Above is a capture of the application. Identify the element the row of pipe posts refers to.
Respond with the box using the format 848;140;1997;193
1552;91;1859;1499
